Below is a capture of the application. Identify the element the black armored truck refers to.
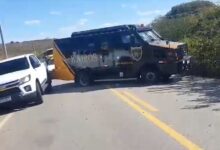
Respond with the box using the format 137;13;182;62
53;24;189;86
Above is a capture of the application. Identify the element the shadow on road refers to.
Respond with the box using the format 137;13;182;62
146;76;220;110
46;75;220;111
50;79;174;94
0;101;43;116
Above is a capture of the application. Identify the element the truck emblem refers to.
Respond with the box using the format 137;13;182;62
131;47;143;61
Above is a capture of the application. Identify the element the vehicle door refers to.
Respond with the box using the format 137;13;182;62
113;32;136;77
29;55;47;85
96;34;117;78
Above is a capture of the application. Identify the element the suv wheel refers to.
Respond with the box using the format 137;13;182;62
35;82;43;104
141;70;158;84
45;78;52;93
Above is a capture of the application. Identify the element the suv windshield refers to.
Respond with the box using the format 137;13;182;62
138;30;161;42
0;57;29;75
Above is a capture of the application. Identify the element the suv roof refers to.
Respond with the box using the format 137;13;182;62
0;54;34;63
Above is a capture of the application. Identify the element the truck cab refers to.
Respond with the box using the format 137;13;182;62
53;25;189;86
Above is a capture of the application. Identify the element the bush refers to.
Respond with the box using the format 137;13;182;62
152;1;220;77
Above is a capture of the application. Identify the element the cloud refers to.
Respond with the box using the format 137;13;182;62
137;10;166;16
59;25;77;34
58;18;89;37
78;18;88;25
121;3;138;9
84;11;95;15
24;20;41;25
49;11;62;16
39;32;48;37
137;18;152;25
121;4;127;8
100;22;119;27
212;0;220;4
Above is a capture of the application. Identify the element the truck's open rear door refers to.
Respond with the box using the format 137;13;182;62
52;41;75;81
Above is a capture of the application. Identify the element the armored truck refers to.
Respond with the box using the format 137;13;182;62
53;25;189;86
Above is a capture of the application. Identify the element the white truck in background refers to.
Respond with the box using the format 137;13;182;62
0;54;52;108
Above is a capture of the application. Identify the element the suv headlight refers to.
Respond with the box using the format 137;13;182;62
19;75;31;84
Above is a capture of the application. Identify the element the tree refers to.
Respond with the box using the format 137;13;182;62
151;1;220;77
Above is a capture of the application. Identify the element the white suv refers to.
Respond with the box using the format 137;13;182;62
0;54;51;107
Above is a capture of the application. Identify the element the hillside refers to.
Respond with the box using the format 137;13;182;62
166;0;215;18
0;39;53;59
152;0;220;77
152;1;218;41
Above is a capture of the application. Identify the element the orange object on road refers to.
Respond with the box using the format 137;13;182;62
52;42;75;81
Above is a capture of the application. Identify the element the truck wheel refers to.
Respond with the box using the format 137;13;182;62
140;70;158;84
35;82;43;104
45;78;52;93
77;72;91;87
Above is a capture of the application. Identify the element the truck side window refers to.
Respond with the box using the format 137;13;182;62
111;33;125;49
121;34;141;47
88;43;95;53
121;35;131;44
86;36;99;54
131;34;141;46
101;41;109;50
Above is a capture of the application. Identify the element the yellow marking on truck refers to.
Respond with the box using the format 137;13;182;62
52;42;75;81
110;89;202;150
122;91;158;112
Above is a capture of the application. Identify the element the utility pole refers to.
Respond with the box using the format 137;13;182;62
0;25;8;58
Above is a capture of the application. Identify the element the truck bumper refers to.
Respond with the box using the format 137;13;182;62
0;90;36;107
158;63;179;75
158;57;191;75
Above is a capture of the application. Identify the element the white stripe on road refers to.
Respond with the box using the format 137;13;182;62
0;113;14;130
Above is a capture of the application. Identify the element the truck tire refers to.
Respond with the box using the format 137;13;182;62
45;78;52;93
35;82;43;104
140;70;158;84
77;71;91;87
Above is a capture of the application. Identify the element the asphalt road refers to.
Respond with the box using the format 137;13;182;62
0;76;220;150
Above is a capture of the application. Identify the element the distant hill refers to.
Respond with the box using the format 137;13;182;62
166;0;215;18
152;0;217;41
0;39;53;60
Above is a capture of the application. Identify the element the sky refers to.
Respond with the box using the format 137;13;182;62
0;0;218;42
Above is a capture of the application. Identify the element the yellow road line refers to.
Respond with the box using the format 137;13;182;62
0;113;13;130
122;91;158;112
110;89;202;150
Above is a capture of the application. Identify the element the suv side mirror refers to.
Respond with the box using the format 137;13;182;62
33;63;41;68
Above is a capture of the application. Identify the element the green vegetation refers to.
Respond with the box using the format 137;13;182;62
152;1;220;77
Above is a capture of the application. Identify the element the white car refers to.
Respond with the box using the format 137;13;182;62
0;54;52;107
